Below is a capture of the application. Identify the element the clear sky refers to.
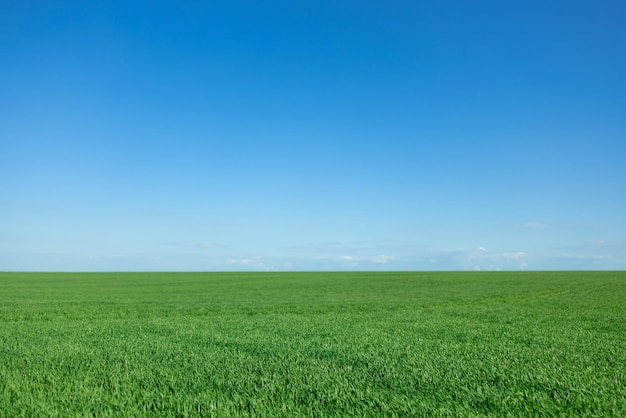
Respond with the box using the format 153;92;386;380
2;0;625;271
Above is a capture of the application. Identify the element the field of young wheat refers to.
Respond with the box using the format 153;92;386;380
1;271;624;416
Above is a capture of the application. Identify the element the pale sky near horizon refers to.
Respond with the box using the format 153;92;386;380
2;1;625;271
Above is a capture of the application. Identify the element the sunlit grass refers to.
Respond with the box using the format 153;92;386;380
1;271;624;416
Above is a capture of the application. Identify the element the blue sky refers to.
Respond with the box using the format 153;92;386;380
2;0;625;271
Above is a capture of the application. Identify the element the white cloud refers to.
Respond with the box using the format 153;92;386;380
335;254;398;264
370;255;396;264
225;258;267;269
435;247;530;271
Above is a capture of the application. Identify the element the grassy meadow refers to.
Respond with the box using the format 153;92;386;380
0;271;625;416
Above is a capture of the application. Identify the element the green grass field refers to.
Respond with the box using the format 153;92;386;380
1;271;625;416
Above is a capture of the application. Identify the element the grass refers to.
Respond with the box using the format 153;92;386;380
1;271;625;416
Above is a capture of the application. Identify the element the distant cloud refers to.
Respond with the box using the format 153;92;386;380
336;254;397;264
502;251;528;260
549;240;625;266
225;258;269;270
533;252;624;270
435;247;530;271
370;255;396;264
514;222;550;230
337;255;359;267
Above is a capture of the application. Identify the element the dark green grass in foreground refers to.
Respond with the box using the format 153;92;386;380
1;272;625;416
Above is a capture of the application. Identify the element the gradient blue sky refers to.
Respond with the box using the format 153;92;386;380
2;0;625;271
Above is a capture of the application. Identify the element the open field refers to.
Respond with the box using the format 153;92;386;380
1;271;625;416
